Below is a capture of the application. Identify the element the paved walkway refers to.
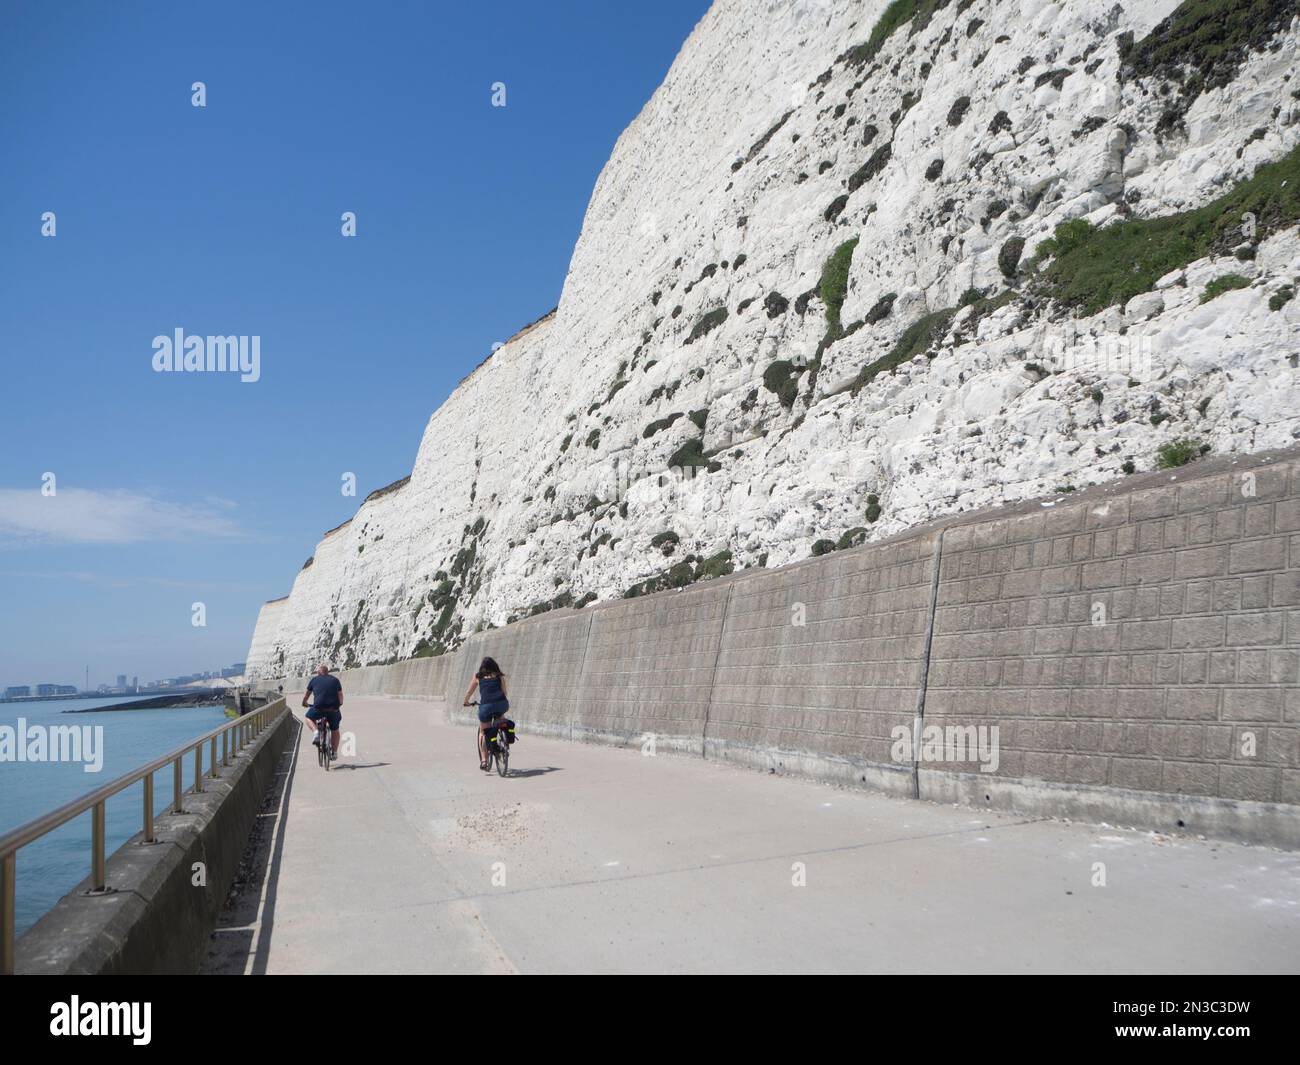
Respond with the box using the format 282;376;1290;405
202;696;1300;974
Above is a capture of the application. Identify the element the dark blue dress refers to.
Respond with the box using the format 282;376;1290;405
477;674;508;721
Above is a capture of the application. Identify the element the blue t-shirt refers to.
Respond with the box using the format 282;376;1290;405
307;674;343;709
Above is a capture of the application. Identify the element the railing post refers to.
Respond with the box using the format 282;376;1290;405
222;728;229;766
210;736;218;778
2;851;14;975
194;747;203;794
91;801;106;891
173;757;184;814
143;774;155;843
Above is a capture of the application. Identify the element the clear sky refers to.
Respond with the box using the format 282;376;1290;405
0;0;711;688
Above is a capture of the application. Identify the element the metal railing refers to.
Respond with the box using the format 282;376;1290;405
0;695;290;975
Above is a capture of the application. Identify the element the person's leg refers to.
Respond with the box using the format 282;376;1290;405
329;726;340;755
478;720;489;768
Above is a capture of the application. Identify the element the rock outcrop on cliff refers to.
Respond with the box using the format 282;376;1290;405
247;0;1300;680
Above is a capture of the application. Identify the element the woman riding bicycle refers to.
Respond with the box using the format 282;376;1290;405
463;656;509;771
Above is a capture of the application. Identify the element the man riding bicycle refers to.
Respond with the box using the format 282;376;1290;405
462;656;508;772
303;662;344;760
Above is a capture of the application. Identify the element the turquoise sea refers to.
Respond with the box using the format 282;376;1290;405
0;696;228;936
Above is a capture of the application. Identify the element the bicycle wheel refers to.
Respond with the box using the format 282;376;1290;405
497;738;509;778
317;733;326;768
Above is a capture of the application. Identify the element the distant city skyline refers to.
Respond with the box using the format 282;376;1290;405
1;661;246;694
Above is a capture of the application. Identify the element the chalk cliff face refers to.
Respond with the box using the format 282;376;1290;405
247;0;1300;680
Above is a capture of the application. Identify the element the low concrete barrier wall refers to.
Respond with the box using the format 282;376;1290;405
704;529;939;792
389;655;449;699
575;581;730;751
266;447;1300;845
17;702;295;974
920;450;1299;841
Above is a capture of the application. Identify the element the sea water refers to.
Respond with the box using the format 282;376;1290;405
0;696;228;936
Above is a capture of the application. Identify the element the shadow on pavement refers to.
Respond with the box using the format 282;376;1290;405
200;717;302;974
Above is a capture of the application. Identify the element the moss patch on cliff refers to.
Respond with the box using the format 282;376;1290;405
651;530;680;555
762;360;801;409
685;306;728;344
820;238;859;332
1200;273;1251;302
1120;0;1297;134
413;579;460;657
1156;437;1208;469
852;307;957;392
622;550;733;598
643;412;684;438
732;109;795;172
666;436;719;472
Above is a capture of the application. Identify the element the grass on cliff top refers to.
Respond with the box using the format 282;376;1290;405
1033;142;1300;314
840;0;952;67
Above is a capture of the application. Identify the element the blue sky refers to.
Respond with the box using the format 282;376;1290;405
0;0;710;688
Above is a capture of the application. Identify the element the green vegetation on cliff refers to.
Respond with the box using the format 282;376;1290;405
1120;0;1297;133
1033;144;1300;314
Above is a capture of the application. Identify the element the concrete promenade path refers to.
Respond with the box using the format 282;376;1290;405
202;696;1300;974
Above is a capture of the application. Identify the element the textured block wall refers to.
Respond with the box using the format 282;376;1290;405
705;532;939;790
924;453;1300;805
264;449;1300;836
574;581;732;750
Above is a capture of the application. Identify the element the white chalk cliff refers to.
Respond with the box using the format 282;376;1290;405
247;0;1300;680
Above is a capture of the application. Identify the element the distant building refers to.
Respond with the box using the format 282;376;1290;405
34;684;79;696
132;675;138;690
116;674;127;688
4;685;31;699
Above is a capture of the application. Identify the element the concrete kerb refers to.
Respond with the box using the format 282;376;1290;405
920;768;1300;850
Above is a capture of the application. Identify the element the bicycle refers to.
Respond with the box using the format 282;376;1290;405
317;722;332;771
468;700;512;778
307;707;334;771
